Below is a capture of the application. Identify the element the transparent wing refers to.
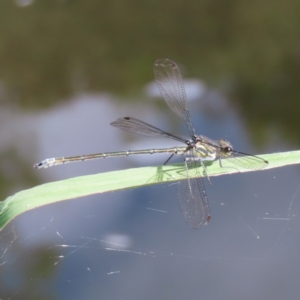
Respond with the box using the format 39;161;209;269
110;117;186;143
154;59;195;138
178;153;211;228
223;151;268;170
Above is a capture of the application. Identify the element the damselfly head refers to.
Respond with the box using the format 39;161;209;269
217;139;233;158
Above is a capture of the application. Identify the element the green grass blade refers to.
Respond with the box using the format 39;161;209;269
0;150;300;231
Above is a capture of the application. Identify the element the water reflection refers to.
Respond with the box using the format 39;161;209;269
1;85;300;299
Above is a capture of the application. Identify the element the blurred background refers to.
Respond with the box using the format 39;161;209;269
1;0;300;299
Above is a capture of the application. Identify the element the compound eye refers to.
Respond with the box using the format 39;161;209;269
225;146;232;153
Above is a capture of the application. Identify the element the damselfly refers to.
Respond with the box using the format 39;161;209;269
34;59;268;228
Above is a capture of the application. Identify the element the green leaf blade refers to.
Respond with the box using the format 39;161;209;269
0;150;299;231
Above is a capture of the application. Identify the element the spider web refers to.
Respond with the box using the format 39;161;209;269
1;98;300;300
0;170;300;300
